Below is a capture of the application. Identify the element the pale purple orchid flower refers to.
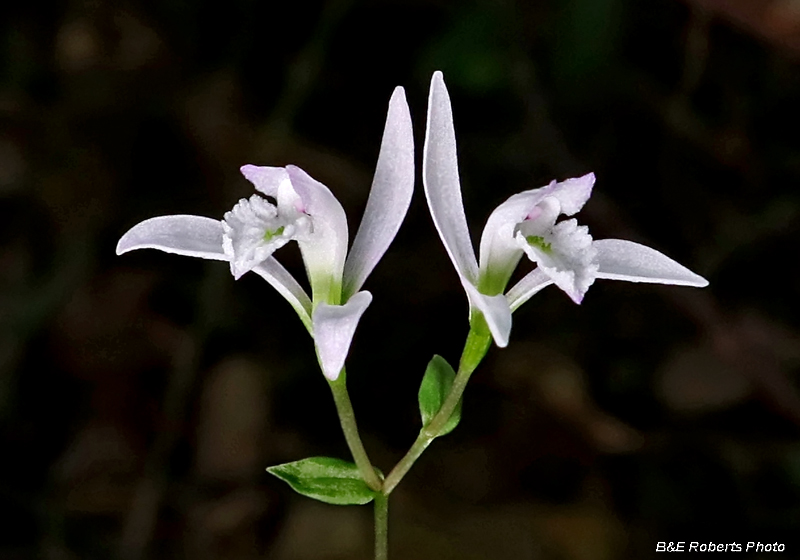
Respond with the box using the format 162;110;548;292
423;71;708;347
117;87;415;381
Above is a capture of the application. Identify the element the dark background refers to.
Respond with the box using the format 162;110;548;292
2;0;800;558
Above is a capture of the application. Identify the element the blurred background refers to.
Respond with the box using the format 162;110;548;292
2;0;800;558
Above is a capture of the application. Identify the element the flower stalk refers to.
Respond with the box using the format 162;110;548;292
382;324;492;495
328;372;382;492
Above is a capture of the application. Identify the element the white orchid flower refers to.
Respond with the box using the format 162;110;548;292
117;87;414;381
423;71;708;348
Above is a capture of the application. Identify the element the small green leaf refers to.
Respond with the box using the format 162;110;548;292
267;457;378;505
418;355;462;437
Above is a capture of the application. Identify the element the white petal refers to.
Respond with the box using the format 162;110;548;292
516;219;598;304
286;165;349;304
252;258;313;333
477;191;555;294
505;268;553;312
116;215;228;260
476;173;593;294
343;86;415;300
594;239;709;287
463;281;512;347
312;291;373;381
240;165;292;200
543;173;594;216
222;195;294;279
423;71;479;285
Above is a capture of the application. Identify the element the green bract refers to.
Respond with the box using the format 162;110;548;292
267;457;381;506
418;355;462;437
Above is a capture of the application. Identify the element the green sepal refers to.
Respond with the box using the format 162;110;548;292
418;355;462;437
267;457;379;505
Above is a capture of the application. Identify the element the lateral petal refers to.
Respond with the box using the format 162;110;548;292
594;239;709;287
116;215;228;260
312;291;373;381
343;86;415;300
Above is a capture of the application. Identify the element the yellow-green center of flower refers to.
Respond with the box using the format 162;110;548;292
264;226;285;242
526;235;552;253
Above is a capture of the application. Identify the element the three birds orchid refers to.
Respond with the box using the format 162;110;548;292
423;71;708;347
117;70;708;380
117;87;414;381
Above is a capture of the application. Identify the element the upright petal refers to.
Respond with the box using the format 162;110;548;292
505;268;553;312
477;174;594;296
312;291;373;381
286;165;349;305
252;258;313;333
116;215;228;260
478;190;553;295
343;86;415;300
423;71;479;285
594;239;709;286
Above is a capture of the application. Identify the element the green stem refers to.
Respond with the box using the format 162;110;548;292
374;493;388;560
329;372;382;492
382;326;492;494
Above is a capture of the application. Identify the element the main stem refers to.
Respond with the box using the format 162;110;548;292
374;493;388;560
329;321;492;559
382;325;492;494
329;371;382;492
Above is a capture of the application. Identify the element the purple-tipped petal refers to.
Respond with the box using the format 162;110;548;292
463;281;512;347
505;268;554;312
423;71;479;285
343;86;415;300
240;165;292;199
477;173;595;295
594;239;708;287
252;258;313;333
312;291;373;381
543;173;594;216
116;215;228;260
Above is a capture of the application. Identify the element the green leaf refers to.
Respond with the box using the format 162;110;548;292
267;457;378;505
418;355;462;437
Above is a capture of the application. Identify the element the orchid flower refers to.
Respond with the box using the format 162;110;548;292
117;87;414;381
423;71;708;348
